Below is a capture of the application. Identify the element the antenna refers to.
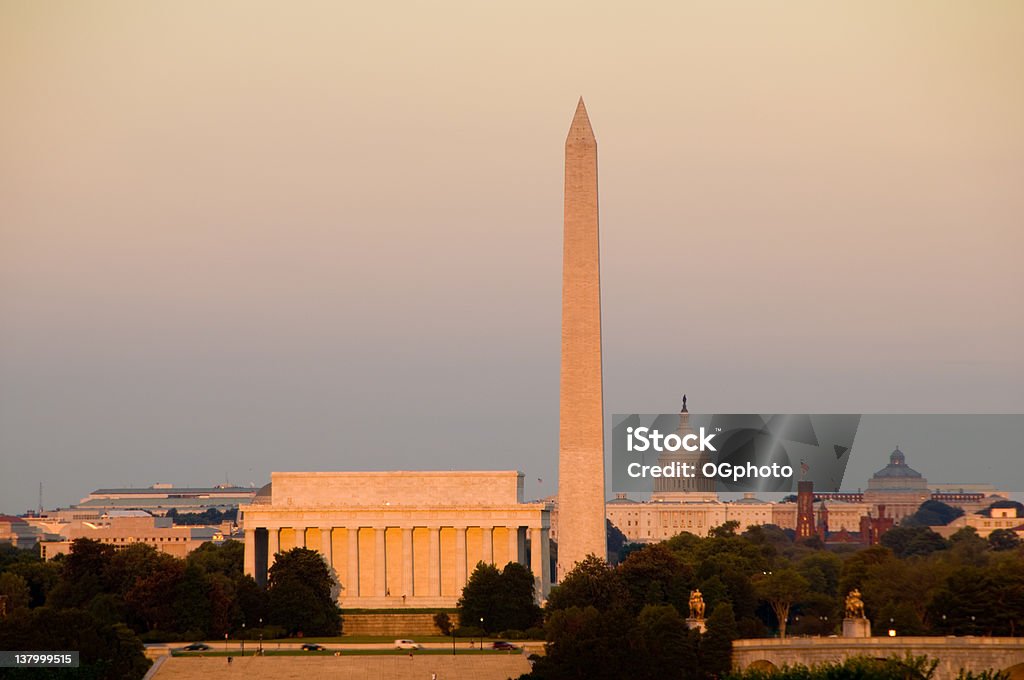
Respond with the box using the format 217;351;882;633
38;482;43;515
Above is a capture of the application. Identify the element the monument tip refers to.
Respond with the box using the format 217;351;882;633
568;97;595;140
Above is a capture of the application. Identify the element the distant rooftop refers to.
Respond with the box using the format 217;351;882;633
89;485;256;495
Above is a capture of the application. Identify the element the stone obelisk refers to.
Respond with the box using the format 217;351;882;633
557;98;605;581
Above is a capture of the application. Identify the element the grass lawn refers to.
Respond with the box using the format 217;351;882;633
172;649;514;657
258;635;513;643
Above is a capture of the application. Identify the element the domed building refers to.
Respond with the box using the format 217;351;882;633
862;446;930;522
651;396;717;502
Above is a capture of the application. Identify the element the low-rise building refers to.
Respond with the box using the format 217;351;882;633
0;515;38;549
932;501;1024;539
39;511;222;559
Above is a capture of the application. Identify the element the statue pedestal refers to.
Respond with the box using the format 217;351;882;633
686;618;706;633
843;618;871;638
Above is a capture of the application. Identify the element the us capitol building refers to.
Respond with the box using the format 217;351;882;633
596;404;1006;546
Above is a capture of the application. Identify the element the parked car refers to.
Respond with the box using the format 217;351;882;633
394;639;422;650
182;643;211;651
492;641;520;651
301;643;326;651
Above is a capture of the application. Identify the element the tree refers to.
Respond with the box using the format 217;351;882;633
545;555;627;615
124;559;185;632
607;520;627;564
186;540;244;576
634;604;692;680
6;559;61;608
458;562;502;632
529;606;632;680
755;568;808;638
267;547;341;636
433;611;453;635
617;543;693;614
47;538;116;609
458;562;540;633
0;572;31;614
0;607;150;680
987;529;1021;552
948;527;988;565
881;526;947;558
701;601;738;679
904;500;964;527
797;552;842;597
173;563;212;637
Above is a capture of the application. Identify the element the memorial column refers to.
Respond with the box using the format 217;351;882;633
374;527;387;598
346;527;359;598
455;526;468;592
401;527;414;599
428;527;441;597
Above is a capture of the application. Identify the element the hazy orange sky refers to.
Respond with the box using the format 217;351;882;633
2;2;1022;511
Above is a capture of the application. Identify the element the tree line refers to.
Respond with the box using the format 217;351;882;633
513;518;1024;680
0;540;340;680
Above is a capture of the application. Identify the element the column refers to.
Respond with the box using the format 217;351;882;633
481;526;493;565
319;527;332;568
540;528;551;597
455;526;468;593
244;528;256;576
374;527;387;598
401;527;414;599
518;528;527;566
428;527;441;597
295;527;306;549
507;526;520;565
530;527;543;600
346;527;359;598
268;527;280;569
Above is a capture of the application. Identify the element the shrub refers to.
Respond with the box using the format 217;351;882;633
433;611;453;635
524;626;544;640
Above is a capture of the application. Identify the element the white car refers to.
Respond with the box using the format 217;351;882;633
394;639;422;650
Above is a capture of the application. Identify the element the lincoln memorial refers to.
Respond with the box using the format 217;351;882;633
242;471;552;607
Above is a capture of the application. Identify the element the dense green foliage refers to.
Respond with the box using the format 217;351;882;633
725;654;1009;680
166;508;237;525
457;561;541;634
902;501;963;527
520;507;1024;680
267;547;342;636
0;539;345;679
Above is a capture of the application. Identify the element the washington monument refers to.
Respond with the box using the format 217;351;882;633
557;98;606;581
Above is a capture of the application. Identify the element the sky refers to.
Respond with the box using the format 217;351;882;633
2;2;1022;513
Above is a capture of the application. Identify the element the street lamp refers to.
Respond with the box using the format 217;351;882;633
480;617;484;651
258;617;263;655
241;622;246;656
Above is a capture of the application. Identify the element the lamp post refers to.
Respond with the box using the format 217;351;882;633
241;622;245;656
258;617;263;655
480;617;484;651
